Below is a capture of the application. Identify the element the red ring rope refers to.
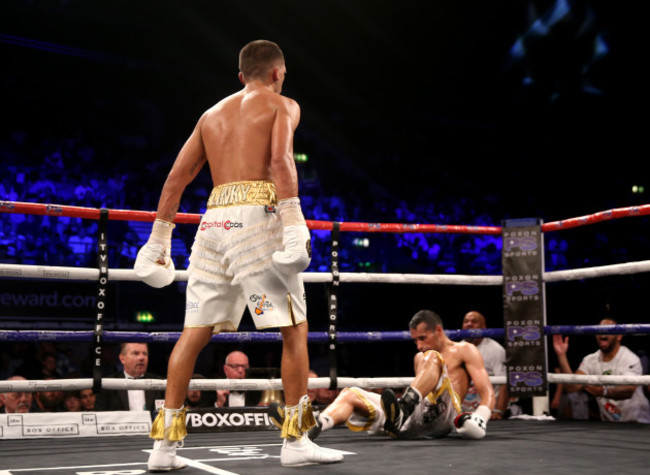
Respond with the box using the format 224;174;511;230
3;200;649;234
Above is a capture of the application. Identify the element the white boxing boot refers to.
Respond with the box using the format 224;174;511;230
148;439;186;472
279;395;343;467
148;406;187;472
281;434;343;467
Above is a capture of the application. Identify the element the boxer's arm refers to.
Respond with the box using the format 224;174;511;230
492;384;509;420
492;348;508;419
156;115;207;222
270;98;300;200
465;344;495;412
269;99;311;273
454;344;494;439
135;116;206;288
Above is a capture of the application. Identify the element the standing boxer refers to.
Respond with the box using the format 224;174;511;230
135;39;342;470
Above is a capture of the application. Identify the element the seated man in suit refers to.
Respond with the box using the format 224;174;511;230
95;342;165;411
216;350;260;407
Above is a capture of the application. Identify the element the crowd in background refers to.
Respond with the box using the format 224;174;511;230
2;29;650;423
4;122;645;276
2;325;650;424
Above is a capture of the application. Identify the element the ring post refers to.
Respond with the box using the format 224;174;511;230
502;218;549;415
327;222;341;390
93;208;109;393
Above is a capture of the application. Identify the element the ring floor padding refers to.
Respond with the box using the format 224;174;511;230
0;420;648;474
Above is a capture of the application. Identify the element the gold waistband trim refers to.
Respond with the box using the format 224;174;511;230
207;180;277;208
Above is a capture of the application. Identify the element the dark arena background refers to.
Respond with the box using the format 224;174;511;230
1;4;649;470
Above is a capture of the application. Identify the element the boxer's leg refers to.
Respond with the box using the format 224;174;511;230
241;244;342;466
411;350;443;397
322;387;372;425
383;351;443;437
277;320;342;466
269;387;370;441
164;326;214;408
280;321;309;406
148;326;213;471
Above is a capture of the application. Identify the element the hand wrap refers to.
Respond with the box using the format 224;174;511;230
454;405;490;440
272;198;311;274
134;219;176;288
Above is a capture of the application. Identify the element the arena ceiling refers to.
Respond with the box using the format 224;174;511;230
1;0;644;218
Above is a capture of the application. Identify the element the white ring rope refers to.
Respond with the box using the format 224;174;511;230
2;260;650;285
2;374;649;393
543;260;650;282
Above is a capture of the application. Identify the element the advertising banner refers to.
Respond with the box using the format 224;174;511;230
0;411;151;439
186;406;276;433
502;218;548;396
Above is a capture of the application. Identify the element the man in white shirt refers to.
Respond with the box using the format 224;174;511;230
553;318;650;423
461;311;509;420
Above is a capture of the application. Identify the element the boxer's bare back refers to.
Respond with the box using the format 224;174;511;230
156;65;300;222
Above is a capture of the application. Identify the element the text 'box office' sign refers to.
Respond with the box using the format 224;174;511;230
186;407;277;433
0;411;151;439
0;407;277;439
502;219;548;396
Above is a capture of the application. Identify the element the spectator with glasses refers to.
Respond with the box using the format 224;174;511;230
216;350;259;407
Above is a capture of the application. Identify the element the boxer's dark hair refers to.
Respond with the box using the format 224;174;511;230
239;40;284;80
410;309;443;331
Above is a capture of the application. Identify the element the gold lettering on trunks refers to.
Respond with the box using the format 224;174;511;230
207;181;277;208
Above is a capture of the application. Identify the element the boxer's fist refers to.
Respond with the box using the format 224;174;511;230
455;409;488;440
134;219;176;288
272;198;311;274
272;224;311;274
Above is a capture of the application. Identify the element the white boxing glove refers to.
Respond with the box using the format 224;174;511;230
134;219;176;288
454;405;490;440
272;198;312;274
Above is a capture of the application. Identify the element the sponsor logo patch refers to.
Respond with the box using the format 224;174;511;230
249;293;274;315
200;220;243;231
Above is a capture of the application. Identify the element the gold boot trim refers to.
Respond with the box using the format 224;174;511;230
149;408;165;440
149;406;187;442
168;407;188;441
280;395;316;439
